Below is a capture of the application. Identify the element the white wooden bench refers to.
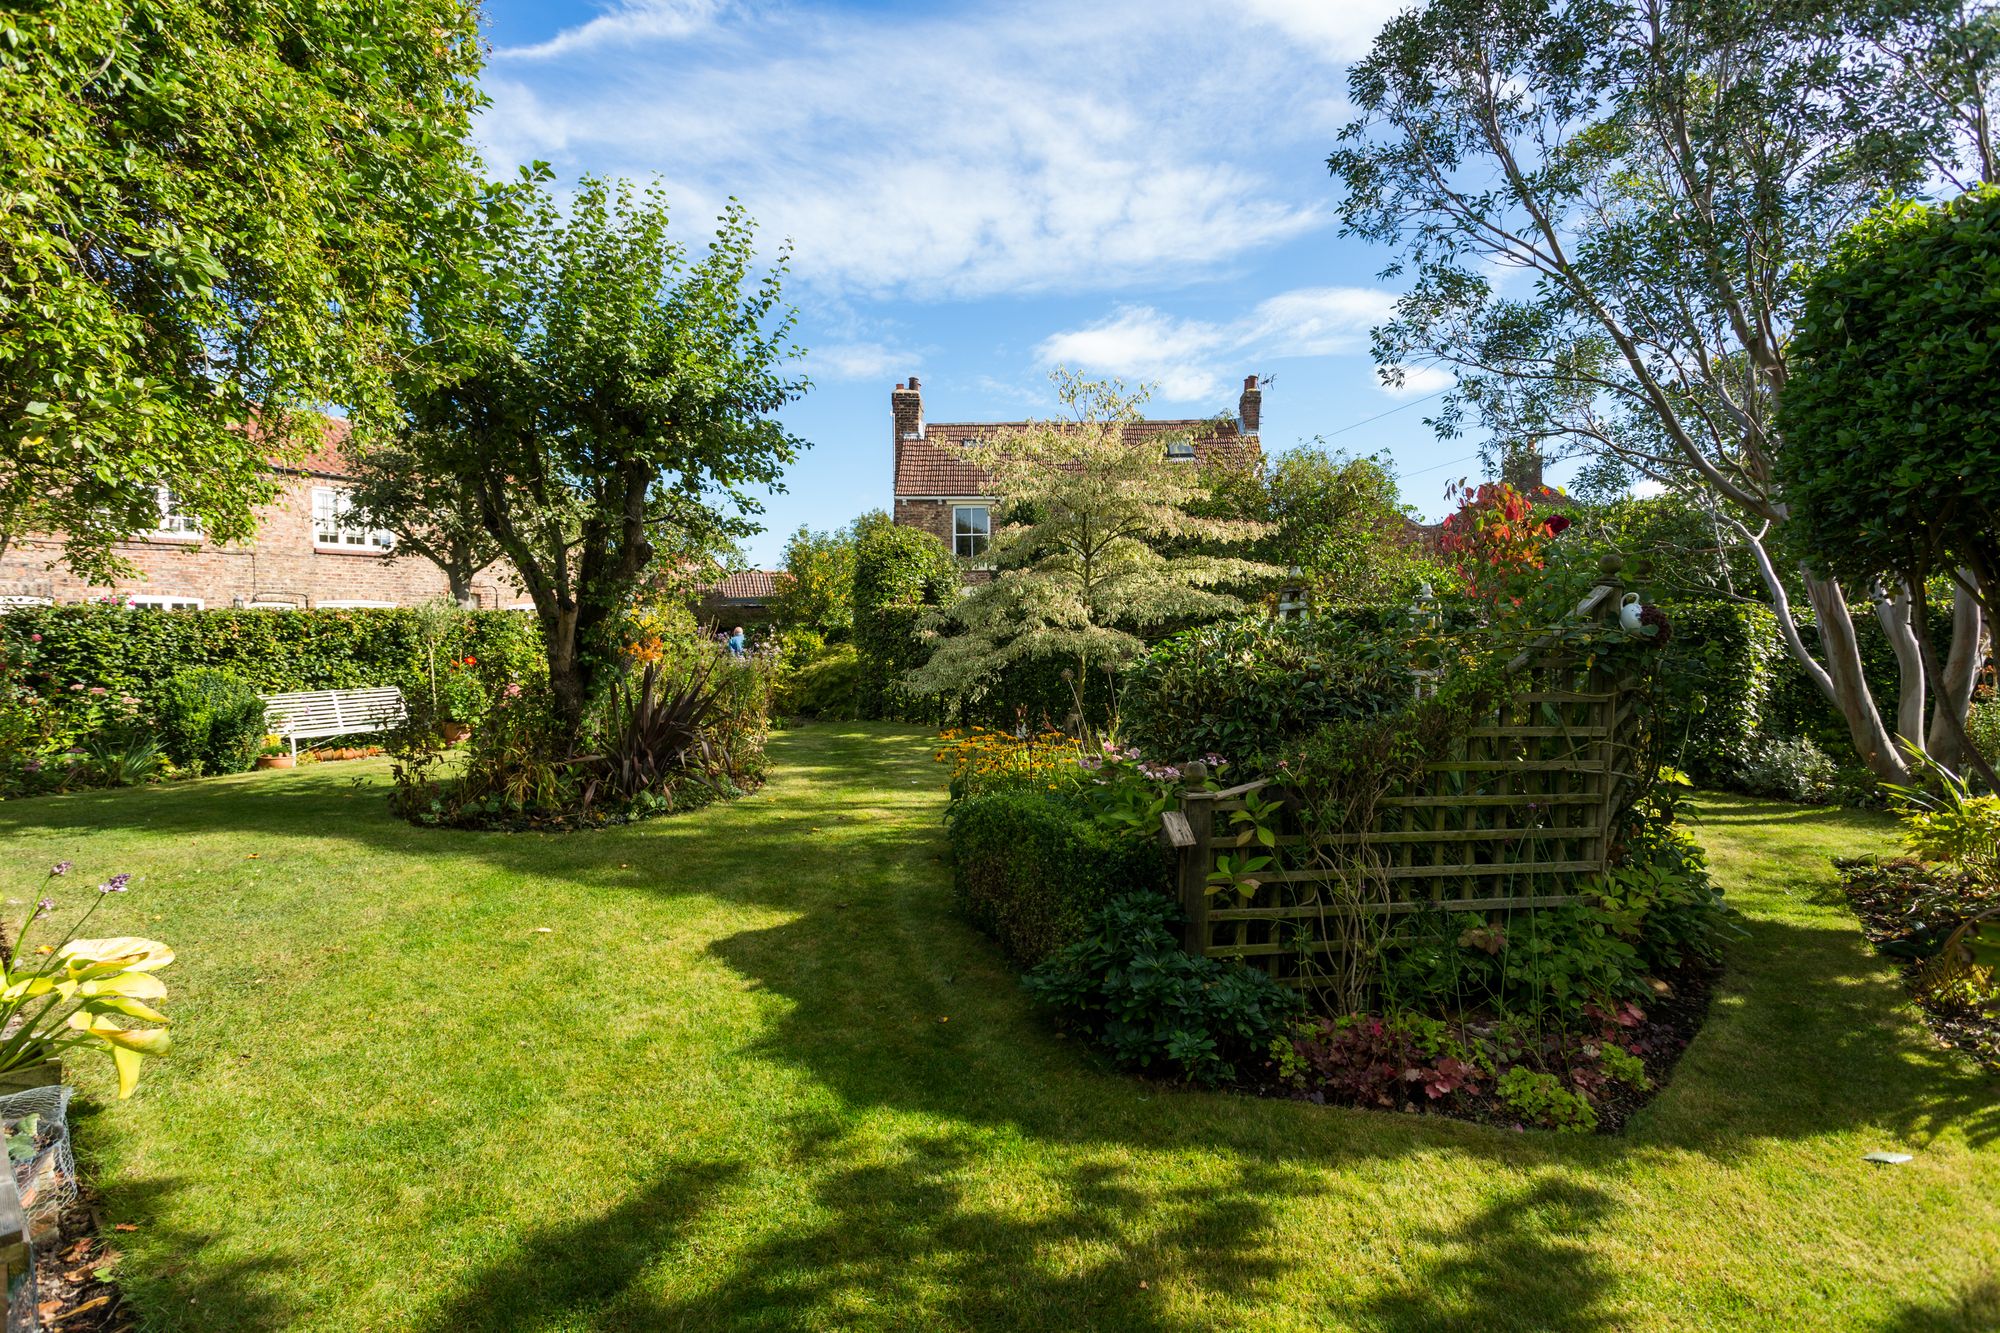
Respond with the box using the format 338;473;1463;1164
260;687;407;759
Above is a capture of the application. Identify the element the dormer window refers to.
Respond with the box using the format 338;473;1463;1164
1164;440;1197;462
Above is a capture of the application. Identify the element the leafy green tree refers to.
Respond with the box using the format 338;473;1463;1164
905;371;1279;715
1779;187;2000;782
768;514;884;644
375;174;807;741
342;436;504;607
1329;0;1995;781
1211;445;1441;605
0;0;487;580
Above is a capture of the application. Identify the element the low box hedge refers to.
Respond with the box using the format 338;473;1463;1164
946;785;1171;968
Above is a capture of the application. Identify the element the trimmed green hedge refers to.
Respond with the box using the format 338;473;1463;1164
947;786;1171;968
852;524;958;722
1653;601;1782;784
2;606;543;713
157;668;266;774
1121;613;1422;763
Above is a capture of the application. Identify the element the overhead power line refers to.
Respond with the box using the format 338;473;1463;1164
1318;386;1451;440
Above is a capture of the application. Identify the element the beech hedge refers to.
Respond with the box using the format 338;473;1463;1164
1;605;544;710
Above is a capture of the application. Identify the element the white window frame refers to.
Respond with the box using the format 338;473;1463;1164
1164;440;1197;462
311;487;395;553
952;504;991;560
0;596;52;612
316;599;397;610
126;595;203;611
245;601;299;611
151;486;202;538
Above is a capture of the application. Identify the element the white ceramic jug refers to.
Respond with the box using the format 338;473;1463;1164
1618;592;1645;635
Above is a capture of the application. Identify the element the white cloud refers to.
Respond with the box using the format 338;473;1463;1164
805;342;906;381
476;0;1375;299
499;0;723;61
1037;286;1400;405
1377;364;1455;398
1235;0;1412;62
1631;477;1668;500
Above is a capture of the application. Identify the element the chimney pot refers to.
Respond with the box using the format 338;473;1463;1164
1238;374;1263;434
908;375;921;391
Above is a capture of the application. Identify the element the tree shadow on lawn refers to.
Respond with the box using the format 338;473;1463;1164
421;1130;1329;1332
75;1170;302;1330
14;730;1997;1327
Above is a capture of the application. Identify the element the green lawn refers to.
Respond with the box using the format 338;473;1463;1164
3;725;1995;1331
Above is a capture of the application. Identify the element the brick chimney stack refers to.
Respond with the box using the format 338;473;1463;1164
893;376;925;441
1238;374;1262;434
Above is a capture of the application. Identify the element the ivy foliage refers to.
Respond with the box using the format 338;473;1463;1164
1780;187;2000;611
1022;892;1303;1088
0;0;488;579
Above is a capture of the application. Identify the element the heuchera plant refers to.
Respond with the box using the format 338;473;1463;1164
0;864;174;1097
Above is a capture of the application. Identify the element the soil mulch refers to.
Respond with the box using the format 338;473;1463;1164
26;1182;129;1333
1837;855;1999;1074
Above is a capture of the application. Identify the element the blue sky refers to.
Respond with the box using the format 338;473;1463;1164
477;0;1546;565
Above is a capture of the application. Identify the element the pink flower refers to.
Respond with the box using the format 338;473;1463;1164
87;686;107;696
29;634;41;643
67;683;84;692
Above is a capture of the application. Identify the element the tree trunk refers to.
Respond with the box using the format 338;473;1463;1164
1802;571;1909;783
1927;578;1987;768
1874;582;1926;749
447;566;476;609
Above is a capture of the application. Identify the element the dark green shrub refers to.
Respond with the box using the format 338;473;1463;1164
947;786;1170;966
1121;615;1418;762
157;668;265;774
1652;600;1781;783
852;524;958;722
1023;892;1304;1087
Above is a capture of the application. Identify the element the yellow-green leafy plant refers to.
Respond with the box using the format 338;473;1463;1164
0;864;174;1098
1883;741;2000;880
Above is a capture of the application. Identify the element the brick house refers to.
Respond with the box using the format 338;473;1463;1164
889;374;1264;560
0;419;523;611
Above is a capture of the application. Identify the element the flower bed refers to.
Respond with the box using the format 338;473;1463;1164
1838;856;1998;1072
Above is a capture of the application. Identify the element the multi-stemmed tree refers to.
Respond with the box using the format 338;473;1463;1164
905;371;1279;716
1328;0;1997;781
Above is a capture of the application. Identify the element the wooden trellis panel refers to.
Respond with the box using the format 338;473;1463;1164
1162;582;1647;988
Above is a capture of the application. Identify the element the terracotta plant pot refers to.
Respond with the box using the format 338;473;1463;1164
441;722;472;744
256;754;295;770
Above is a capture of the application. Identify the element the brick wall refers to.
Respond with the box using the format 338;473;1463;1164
893;498;955;548
0;471;520;609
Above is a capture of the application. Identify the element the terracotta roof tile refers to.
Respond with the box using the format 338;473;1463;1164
703;569;781;601
894;419;1255;497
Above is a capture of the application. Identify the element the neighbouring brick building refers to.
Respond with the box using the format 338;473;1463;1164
697;569;781;627
0;419;523;611
889;374;1264;559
